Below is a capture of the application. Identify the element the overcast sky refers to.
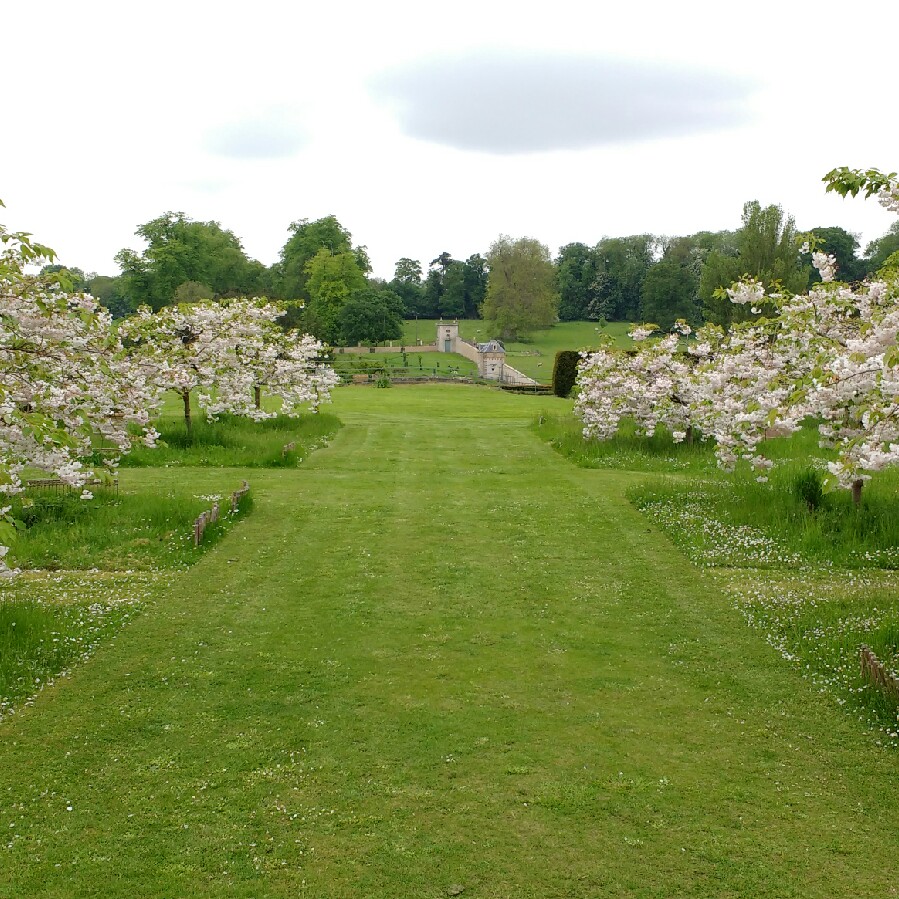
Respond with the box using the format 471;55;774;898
3;0;895;281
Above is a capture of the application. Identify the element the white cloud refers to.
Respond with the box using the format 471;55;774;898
372;52;758;154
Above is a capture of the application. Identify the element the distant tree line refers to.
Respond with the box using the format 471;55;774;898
52;202;899;345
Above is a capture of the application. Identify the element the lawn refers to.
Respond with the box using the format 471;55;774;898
330;350;479;381
538;410;899;742
1;385;898;897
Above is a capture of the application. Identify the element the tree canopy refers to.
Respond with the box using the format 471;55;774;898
304;249;368;345
701;201;809;326
115;212;265;310
640;240;700;331
593;235;657;322
338;288;404;346
556;242;601;321
864;221;899;275
482;236;558;340
804;226;862;283
276;216;369;301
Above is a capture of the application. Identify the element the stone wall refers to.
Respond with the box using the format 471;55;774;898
337;344;438;355
335;322;540;386
434;321;539;385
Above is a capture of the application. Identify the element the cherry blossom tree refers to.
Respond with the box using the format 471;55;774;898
575;321;699;445
1;207;159;577
687;282;806;478
574;166;899;505
119;298;337;432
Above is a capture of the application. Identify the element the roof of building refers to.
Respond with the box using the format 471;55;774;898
477;340;505;353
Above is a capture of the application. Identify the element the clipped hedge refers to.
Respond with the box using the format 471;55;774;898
552;350;580;398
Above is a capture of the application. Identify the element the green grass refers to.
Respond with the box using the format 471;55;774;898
2;385;899;896
120;409;341;468
539;412;899;568
330;350;479;380
723;569;899;740
539;406;899;744
6;480;252;571
0;573;156;720
535;411;716;474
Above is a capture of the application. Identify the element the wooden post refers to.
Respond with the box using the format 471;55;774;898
860;644;899;701
182;389;192;435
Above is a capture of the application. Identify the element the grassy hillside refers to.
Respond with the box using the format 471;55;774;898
399;319;634;380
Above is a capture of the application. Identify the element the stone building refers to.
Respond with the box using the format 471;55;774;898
436;321;536;385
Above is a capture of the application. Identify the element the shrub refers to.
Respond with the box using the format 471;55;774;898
793;467;826;511
552;350;580;397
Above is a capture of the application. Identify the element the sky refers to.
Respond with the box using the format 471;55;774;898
3;0;896;281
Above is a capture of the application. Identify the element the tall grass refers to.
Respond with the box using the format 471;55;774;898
534;412;715;474
119;411;340;467
629;462;899;569
540;413;899;568
6;486;250;570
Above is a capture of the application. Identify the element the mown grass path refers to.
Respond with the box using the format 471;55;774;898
2;386;898;898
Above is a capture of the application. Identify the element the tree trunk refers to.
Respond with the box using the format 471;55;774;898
685;425;694;446
254;385;262;410
851;478;864;507
182;389;192;435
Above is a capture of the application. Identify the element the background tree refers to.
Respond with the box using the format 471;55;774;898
115;212;264;310
88;274;131;318
593;235;656;321
804;226;862;283
420;252;455;319
440;261;468;318
389;257;424;316
640;239;700;330
460;254;488;318
338;288;404;346
430;251;454;277
482;235;559;341
862;221;899;276
173;280;215;303
556;243;600;321
304;249;368;345
418;252;487;319
701;201;809;326
39;264;89;292
275;215;369;301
